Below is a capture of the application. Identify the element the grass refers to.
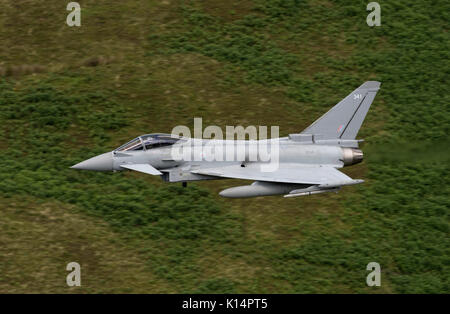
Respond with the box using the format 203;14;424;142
0;0;448;293
0;196;173;293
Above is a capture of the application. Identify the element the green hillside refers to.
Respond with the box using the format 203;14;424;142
0;0;448;293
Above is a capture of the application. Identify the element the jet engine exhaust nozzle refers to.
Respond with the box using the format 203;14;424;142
341;148;363;166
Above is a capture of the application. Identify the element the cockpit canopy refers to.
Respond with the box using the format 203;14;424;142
115;133;182;152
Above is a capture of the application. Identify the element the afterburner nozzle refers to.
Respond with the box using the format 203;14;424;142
341;148;363;166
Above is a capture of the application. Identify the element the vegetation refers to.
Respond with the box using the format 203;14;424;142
0;0;448;293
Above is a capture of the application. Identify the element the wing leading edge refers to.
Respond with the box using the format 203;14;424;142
120;163;162;175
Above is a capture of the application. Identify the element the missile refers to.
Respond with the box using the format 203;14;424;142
284;187;340;198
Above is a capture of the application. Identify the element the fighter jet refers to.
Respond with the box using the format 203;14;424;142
71;81;381;198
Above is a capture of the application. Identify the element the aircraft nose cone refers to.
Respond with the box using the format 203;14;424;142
71;152;113;171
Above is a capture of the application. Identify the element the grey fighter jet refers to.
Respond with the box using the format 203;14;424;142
71;81;381;198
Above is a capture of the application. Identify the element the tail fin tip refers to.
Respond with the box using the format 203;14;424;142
360;81;381;91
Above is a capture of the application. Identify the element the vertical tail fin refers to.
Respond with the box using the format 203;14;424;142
301;81;381;140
